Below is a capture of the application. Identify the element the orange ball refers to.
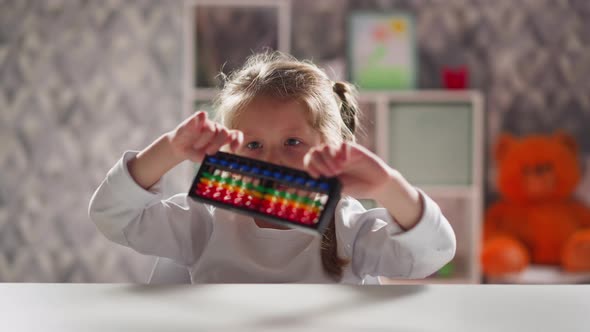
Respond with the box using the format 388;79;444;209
482;236;530;277
562;230;590;272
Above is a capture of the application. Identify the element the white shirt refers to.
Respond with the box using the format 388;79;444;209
89;151;456;284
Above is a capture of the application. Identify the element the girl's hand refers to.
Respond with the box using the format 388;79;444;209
303;142;423;229
303;142;395;198
166;111;243;163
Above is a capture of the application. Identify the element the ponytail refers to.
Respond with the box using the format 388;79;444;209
318;81;362;281
333;81;360;141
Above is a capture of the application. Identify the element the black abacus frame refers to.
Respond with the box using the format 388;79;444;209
188;151;342;235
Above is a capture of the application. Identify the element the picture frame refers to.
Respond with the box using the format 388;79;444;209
348;12;417;90
188;0;291;89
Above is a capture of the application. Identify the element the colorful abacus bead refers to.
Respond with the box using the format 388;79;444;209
287;206;304;222
231;190;246;207
300;209;319;224
260;199;278;214
243;188;262;209
244;195;261;209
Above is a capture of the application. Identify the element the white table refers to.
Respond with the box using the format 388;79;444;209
1;284;588;332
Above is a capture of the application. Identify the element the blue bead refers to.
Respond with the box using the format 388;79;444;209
319;182;330;191
295;177;305;185
240;165;251;172
251;167;260;174
208;157;218;164
262;170;272;176
283;175;294;182
273;172;282;179
230;162;239;169
306;179;317;187
219;160;229;166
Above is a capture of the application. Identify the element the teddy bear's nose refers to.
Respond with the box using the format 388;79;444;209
534;163;553;174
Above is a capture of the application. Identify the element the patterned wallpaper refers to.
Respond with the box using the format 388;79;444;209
1;0;589;282
0;0;186;282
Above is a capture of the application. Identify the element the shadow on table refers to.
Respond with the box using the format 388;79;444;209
100;283;428;331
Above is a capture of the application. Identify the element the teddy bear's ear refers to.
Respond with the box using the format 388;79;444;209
554;131;578;153
495;133;515;162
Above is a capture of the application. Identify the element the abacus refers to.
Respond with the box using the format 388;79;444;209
188;151;342;235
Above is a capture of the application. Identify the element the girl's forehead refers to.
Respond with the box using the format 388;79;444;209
234;98;313;127
234;105;322;140
244;96;307;112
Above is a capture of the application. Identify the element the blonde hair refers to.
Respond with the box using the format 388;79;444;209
214;52;360;280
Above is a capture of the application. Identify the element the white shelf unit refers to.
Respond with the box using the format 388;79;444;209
358;90;484;284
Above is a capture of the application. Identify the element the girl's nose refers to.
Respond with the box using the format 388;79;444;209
261;148;283;166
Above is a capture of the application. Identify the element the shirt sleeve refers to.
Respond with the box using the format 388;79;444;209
88;151;214;266
335;191;456;279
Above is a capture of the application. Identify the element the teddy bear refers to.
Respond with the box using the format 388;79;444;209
481;132;590;277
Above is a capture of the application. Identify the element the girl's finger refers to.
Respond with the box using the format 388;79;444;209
303;150;322;178
228;130;244;152
305;163;322;179
190;111;207;131
337;142;350;162
306;148;335;177
191;120;216;150
204;125;231;155
318;145;343;175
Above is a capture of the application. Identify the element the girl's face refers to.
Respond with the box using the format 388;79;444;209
233;97;323;170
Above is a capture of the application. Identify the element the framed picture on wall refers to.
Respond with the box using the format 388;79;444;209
348;12;417;90
190;0;291;89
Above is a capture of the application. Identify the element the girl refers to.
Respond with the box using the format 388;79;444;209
89;52;455;284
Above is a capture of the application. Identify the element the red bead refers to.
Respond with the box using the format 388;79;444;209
196;188;211;197
299;216;311;224
276;209;289;218
309;212;319;222
223;194;233;203
244;196;260;209
197;183;209;191
287;208;303;222
231;191;244;206
297;209;318;225
233;197;245;206
260;200;278;214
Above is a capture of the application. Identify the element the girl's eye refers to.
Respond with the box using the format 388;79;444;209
246;141;262;150
285;138;302;146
